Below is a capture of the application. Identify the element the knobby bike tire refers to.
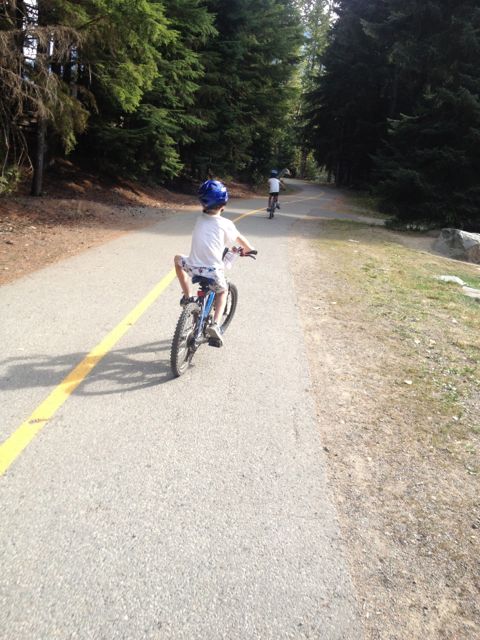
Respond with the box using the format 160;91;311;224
170;302;199;377
219;283;238;333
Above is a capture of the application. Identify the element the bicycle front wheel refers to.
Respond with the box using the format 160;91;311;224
219;283;238;333
170;302;199;377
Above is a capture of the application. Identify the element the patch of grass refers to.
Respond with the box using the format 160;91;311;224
341;189;392;220
314;220;480;448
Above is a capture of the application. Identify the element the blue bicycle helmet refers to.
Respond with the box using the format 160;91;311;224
198;179;229;210
270;169;279;177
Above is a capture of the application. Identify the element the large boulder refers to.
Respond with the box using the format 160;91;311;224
434;228;480;263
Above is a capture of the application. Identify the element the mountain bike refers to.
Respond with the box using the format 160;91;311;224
170;248;257;377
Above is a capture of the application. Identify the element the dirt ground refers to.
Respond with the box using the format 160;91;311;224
290;219;479;640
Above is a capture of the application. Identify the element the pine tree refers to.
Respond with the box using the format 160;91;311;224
0;0;88;193
304;0;392;186
184;0;302;181
79;0;215;181
376;1;480;228
294;0;334;176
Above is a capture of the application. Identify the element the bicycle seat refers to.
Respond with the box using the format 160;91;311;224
192;275;216;287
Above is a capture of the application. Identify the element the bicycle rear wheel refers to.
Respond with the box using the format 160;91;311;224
219;283;238;333
170;302;199;377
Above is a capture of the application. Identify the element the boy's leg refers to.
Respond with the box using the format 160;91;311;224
174;255;191;298
213;290;227;324
206;289;227;344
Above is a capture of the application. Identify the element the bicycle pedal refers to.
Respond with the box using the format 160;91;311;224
208;338;223;348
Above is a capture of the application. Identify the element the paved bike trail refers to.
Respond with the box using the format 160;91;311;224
0;182;365;639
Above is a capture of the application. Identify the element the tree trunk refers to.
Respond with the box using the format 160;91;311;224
390;67;399;117
31;118;47;196
299;147;308;179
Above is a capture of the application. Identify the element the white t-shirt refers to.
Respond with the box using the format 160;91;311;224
188;214;238;269
268;177;280;193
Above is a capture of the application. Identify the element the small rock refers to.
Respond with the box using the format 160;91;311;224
463;286;480;301
404;380;413;385
437;275;466;286
5;240;13;245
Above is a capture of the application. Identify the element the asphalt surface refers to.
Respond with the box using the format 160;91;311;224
1;181;366;639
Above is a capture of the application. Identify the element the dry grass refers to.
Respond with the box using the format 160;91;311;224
291;219;480;639
320;221;479;454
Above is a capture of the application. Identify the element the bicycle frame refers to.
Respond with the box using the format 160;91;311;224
194;289;216;340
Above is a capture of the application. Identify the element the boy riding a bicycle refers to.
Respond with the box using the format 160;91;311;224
267;169;284;211
174;179;255;344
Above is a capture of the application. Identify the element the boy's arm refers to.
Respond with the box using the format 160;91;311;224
235;233;255;253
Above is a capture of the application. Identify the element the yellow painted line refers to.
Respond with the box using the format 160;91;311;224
231;195;323;223
2;198;313;476
232;207;265;223
0;269;177;476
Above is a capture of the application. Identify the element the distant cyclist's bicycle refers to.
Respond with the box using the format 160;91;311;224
267;194;279;219
170;248;257;377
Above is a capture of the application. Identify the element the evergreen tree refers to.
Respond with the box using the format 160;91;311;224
304;0;392;186
294;0;334;176
376;1;480;228
184;0;302;181
0;0;87;193
77;0;215;181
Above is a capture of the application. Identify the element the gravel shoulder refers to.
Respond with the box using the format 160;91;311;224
290;218;480;640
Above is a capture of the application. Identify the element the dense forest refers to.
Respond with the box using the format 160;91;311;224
1;1;479;228
305;0;480;229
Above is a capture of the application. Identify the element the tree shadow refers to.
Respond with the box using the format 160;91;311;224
0;340;176;397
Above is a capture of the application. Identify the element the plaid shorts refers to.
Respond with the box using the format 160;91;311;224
176;255;228;292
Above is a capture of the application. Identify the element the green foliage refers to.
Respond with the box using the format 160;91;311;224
304;0;480;228
376;2;480;229
1;0;302;189
78;0;215;180
0;166;21;195
304;0;392;186
183;0;303;180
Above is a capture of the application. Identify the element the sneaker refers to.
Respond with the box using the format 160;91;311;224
206;322;224;345
276;203;280;209
180;295;195;306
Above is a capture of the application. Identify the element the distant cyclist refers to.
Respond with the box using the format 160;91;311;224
174;179;255;344
267;169;284;212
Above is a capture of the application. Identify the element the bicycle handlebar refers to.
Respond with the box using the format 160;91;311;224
239;248;258;259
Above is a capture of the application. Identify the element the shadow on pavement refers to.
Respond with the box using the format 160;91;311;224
0;340;176;396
